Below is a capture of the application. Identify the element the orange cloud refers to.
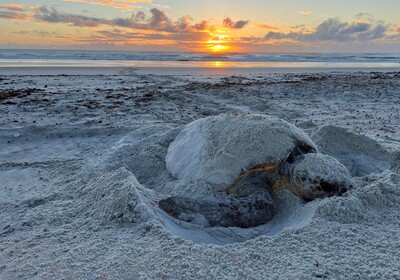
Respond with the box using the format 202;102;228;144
0;4;24;11
298;11;312;16
353;19;366;24
0;12;30;20
63;0;151;10
254;24;281;31
0;4;31;20
122;0;151;2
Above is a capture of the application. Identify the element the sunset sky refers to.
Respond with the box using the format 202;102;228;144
1;0;399;52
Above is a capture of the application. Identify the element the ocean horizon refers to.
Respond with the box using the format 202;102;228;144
0;49;399;69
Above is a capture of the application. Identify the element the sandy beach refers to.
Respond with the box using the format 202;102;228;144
1;68;400;279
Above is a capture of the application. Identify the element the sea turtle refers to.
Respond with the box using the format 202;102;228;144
159;114;354;228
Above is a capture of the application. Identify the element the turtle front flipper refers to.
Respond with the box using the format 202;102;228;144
158;189;275;228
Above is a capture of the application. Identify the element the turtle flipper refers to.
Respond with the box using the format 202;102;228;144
158;189;275;228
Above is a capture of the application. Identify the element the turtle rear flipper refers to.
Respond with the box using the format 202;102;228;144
158;189;275;228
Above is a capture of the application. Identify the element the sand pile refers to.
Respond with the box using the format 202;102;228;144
312;125;397;176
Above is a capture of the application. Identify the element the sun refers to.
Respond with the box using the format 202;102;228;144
211;44;231;52
206;32;232;52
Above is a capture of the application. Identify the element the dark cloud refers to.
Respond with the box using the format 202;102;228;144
240;36;263;42
13;30;57;36
291;24;306;29
264;18;390;42
111;8;176;31
0;4;29;19
32;6;211;33
111;9;209;32
355;12;374;21
148;8;170;28
223;17;249;29
100;29;207;41
29;6;212;46
176;15;192;30
13;30;30;35
0;11;30;20
33;6;105;27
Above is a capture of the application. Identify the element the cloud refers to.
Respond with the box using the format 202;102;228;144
291;24;306;30
147;8;170;28
63;0;151;10
71;28;209;51
254;24;281;31
240;36;263;42
0;4;30;20
13;30;57;36
354;12;374;22
263;18;390;42
32;6;210;32
222;17;249;29
4;4;241;37
151;3;171;10
297;11;312;16
0;11;30;19
33;6;106;27
0;4;25;11
110;8;198;32
193;20;209;30
92;29;209;42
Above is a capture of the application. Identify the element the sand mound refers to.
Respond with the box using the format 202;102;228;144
316;171;400;223
75;168;159;226
88;125;179;189
312;125;394;176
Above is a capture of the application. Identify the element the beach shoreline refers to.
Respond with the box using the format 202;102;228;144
1;65;400;76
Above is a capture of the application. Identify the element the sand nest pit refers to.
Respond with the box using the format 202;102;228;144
312;125;398;176
82;113;399;245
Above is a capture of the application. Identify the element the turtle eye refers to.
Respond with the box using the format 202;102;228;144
296;172;307;183
320;180;338;193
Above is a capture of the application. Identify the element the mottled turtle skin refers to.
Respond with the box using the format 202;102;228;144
159;114;354;228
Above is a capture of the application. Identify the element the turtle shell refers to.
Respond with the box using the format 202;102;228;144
166;114;317;188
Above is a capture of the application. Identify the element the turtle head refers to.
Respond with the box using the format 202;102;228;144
288;153;354;201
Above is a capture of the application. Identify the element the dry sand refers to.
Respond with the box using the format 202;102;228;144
1;69;400;279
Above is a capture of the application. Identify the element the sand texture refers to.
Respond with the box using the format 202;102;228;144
1;71;400;279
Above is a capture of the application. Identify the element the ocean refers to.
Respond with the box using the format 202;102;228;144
0;49;399;69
